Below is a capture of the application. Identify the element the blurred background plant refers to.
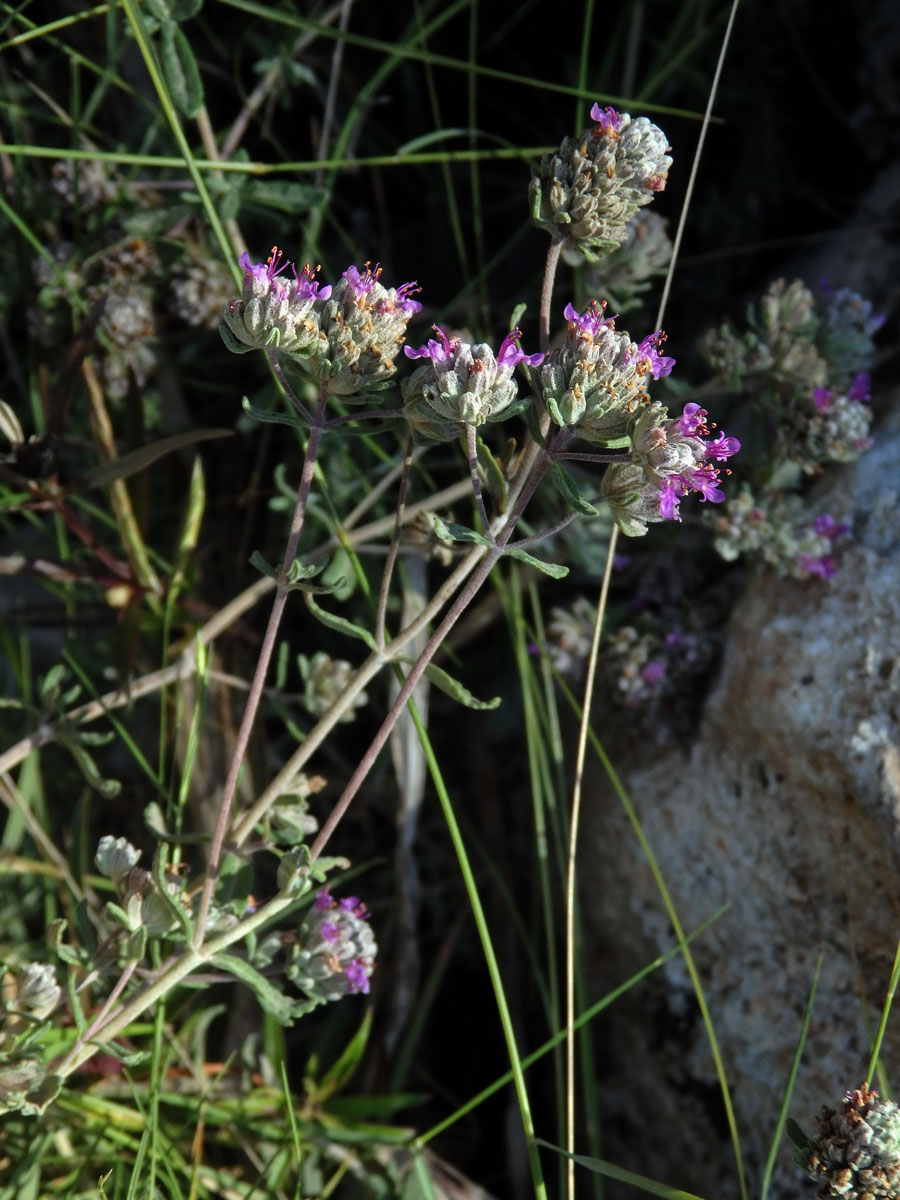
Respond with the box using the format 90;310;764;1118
0;0;895;1197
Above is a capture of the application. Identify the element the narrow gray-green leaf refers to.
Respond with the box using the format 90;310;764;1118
431;515;492;547
80;429;232;491
305;593;378;651
241;396;310;428
550;461;599;516
212;953;299;1026
506;546;568;577
160;22;204;118
475;435;508;514
423;663;500;710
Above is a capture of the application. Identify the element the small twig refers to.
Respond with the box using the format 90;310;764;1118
325;408;406;427
507;509;580;549
77;959;138;1049
315;0;354;188
267;356;316;426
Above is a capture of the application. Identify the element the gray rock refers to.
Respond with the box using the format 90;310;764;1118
586;404;900;1199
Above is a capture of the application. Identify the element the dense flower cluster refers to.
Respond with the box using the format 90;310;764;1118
798;1084;900;1199
710;486;851;579
538;302;675;442
530;104;672;260
222;252;421;396
401;326;543;442
601;401;740;536
287;888;377;1003
701;278;878;474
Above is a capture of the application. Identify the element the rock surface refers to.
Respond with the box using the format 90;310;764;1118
586;404;900;1199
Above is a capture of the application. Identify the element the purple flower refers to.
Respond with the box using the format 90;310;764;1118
321;921;340;943
314;888;333;911
675;403;708;436
239;246;290;286
564;300;615;340
812;513;851;540
497;328;544;368
848;371;871;403
658;475;689;520
641;660;666;685
687;464;726;504
798;553;837;579
813;387;833;411
631;331;675;379
344;958;371;995
394;280;423;315
404;325;459;362
343;262;380;296
705;431;741;461
293;262;332;301
589;103;621;134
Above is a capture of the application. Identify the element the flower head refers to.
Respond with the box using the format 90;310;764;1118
530;105;672;260
602;400;740;534
540;306;674;440
798;1083;900;1199
221;247;330;358
301;262;423;396
288;890;377;1002
402;328;541;442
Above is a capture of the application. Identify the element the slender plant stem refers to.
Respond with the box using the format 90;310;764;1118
465;424;494;542
565;525;618;1200
314;0;354;188
268;356;316;425
193;386;329;945
539;241;563;355
307;454;550;865
47;886;300;1090
508;509;580;549
76;960;138;1049
375;432;415;649
866;932;900;1083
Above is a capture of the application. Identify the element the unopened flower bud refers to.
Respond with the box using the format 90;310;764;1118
299;652;368;723
95;836;141;887
10;963;62;1015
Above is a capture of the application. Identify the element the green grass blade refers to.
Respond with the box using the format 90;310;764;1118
761;953;823;1200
